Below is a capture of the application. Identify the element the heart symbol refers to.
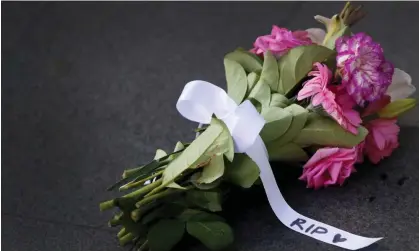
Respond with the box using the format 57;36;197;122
333;234;347;243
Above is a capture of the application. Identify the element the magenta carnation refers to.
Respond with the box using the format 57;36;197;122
336;32;394;107
250;25;312;58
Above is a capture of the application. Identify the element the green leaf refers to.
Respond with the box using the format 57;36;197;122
177;209;225;222
186;190;222;212
154;149;167;160
225;49;263;73
141;203;185;225
267;142;309;162
160;118;233;189
294;113;368;148
247;78;271;107
107;160;160;191
378;98;416;118
169;142;185;161
247;72;260;91
225;153;259;188
167;182;186;190
224;58;248;105
174;141;185;152
148;219;185;251
211;118;235;162
123;160;160;179
186;221;234;251
160;125;221;186
324;25;351;50
277;45;336;95
260;107;293;142
190;172;221;190
198;154;225;184
270;93;289;108
261;50;280;92
248;98;262;114
271;104;308;146
173;141;185;152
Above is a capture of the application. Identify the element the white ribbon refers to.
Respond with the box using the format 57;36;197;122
177;80;382;250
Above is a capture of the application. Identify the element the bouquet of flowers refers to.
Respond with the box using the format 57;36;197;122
100;2;416;251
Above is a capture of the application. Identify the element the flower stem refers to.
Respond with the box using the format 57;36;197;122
99;199;116;211
122;179;163;199
130;201;159;222
130;209;143;222
123;160;168;179
123;167;143;179
138;240;149;251
119;232;134;246
108;213;123;227
135;186;193;208
117;228;127;238
120;170;164;191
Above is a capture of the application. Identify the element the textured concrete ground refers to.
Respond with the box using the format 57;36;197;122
2;2;419;251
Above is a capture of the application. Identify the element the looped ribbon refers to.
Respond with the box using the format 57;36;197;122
177;80;382;250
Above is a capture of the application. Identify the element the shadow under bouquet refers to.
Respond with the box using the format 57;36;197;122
100;2;416;251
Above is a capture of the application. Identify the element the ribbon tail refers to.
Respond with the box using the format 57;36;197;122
245;136;382;250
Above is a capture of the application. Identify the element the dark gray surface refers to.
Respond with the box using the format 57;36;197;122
2;2;419;251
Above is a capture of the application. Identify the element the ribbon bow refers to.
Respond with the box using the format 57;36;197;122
177;80;382;250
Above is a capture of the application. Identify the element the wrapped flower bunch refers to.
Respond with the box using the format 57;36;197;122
100;2;416;251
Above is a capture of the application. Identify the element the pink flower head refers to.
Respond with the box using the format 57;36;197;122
355;141;366;164
364;119;400;164
361;94;391;117
336;32;394;107
297;63;361;134
297;63;332;100
251;25;312;58
299;147;357;189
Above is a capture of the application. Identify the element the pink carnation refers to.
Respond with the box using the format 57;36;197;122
297;63;361;134
361;95;391;117
299;147;357;189
250;25;312;58
364;119;400;164
355;141;365;163
336;33;394;106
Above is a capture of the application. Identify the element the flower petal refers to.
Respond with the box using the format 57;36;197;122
300;147;356;189
336;32;394;106
364;119;400;164
314;15;331;27
386;68;416;101
251;26;313;57
306;28;326;44
372;130;386;150
304;148;340;167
